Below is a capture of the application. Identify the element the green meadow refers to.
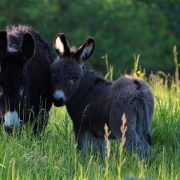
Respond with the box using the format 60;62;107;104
0;68;180;180
0;1;180;179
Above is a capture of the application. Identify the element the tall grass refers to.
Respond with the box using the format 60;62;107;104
0;65;180;179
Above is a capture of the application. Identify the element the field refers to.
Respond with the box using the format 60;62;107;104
0;0;179;179
0;75;180;180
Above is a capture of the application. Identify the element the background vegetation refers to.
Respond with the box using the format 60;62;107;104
0;0;180;76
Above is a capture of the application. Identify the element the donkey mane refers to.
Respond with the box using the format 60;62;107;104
68;63;109;103
6;25;52;63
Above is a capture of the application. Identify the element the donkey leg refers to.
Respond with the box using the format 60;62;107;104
109;108;150;158
77;131;108;155
77;132;94;153
124;127;150;158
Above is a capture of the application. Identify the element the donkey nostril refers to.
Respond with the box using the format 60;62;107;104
58;97;64;103
56;97;65;105
53;97;65;107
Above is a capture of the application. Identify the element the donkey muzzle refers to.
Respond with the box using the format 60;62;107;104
53;90;66;107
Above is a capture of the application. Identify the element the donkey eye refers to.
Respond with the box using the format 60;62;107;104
69;76;78;81
52;73;56;78
52;73;58;81
19;86;24;96
0;87;3;98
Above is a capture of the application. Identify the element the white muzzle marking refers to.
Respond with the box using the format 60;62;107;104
4;111;21;128
53;90;66;100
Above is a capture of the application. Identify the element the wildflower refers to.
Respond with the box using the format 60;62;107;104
133;70;144;78
137;70;141;75
133;72;137;77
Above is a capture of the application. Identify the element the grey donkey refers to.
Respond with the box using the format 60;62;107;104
51;33;154;158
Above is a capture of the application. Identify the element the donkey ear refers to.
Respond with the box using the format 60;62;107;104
75;37;95;63
22;33;35;59
53;33;70;56
0;31;7;55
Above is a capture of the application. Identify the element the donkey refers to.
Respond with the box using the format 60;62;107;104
51;33;154;158
0;25;52;134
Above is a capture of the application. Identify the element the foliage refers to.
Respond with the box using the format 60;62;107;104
0;0;179;76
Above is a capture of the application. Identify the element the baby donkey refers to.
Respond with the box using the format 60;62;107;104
51;33;154;158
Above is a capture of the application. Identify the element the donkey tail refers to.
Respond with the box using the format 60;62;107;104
137;98;152;145
129;78;154;145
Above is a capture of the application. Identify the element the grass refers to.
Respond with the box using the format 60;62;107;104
0;78;180;179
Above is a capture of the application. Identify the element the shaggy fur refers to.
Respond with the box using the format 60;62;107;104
0;25;52;134
51;33;154;158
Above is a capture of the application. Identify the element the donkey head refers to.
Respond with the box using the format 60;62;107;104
0;31;35;132
51;33;95;107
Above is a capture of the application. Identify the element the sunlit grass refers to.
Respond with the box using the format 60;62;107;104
0;77;180;179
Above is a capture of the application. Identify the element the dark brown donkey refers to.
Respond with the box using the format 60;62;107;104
51;33;154;158
0;25;52;134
